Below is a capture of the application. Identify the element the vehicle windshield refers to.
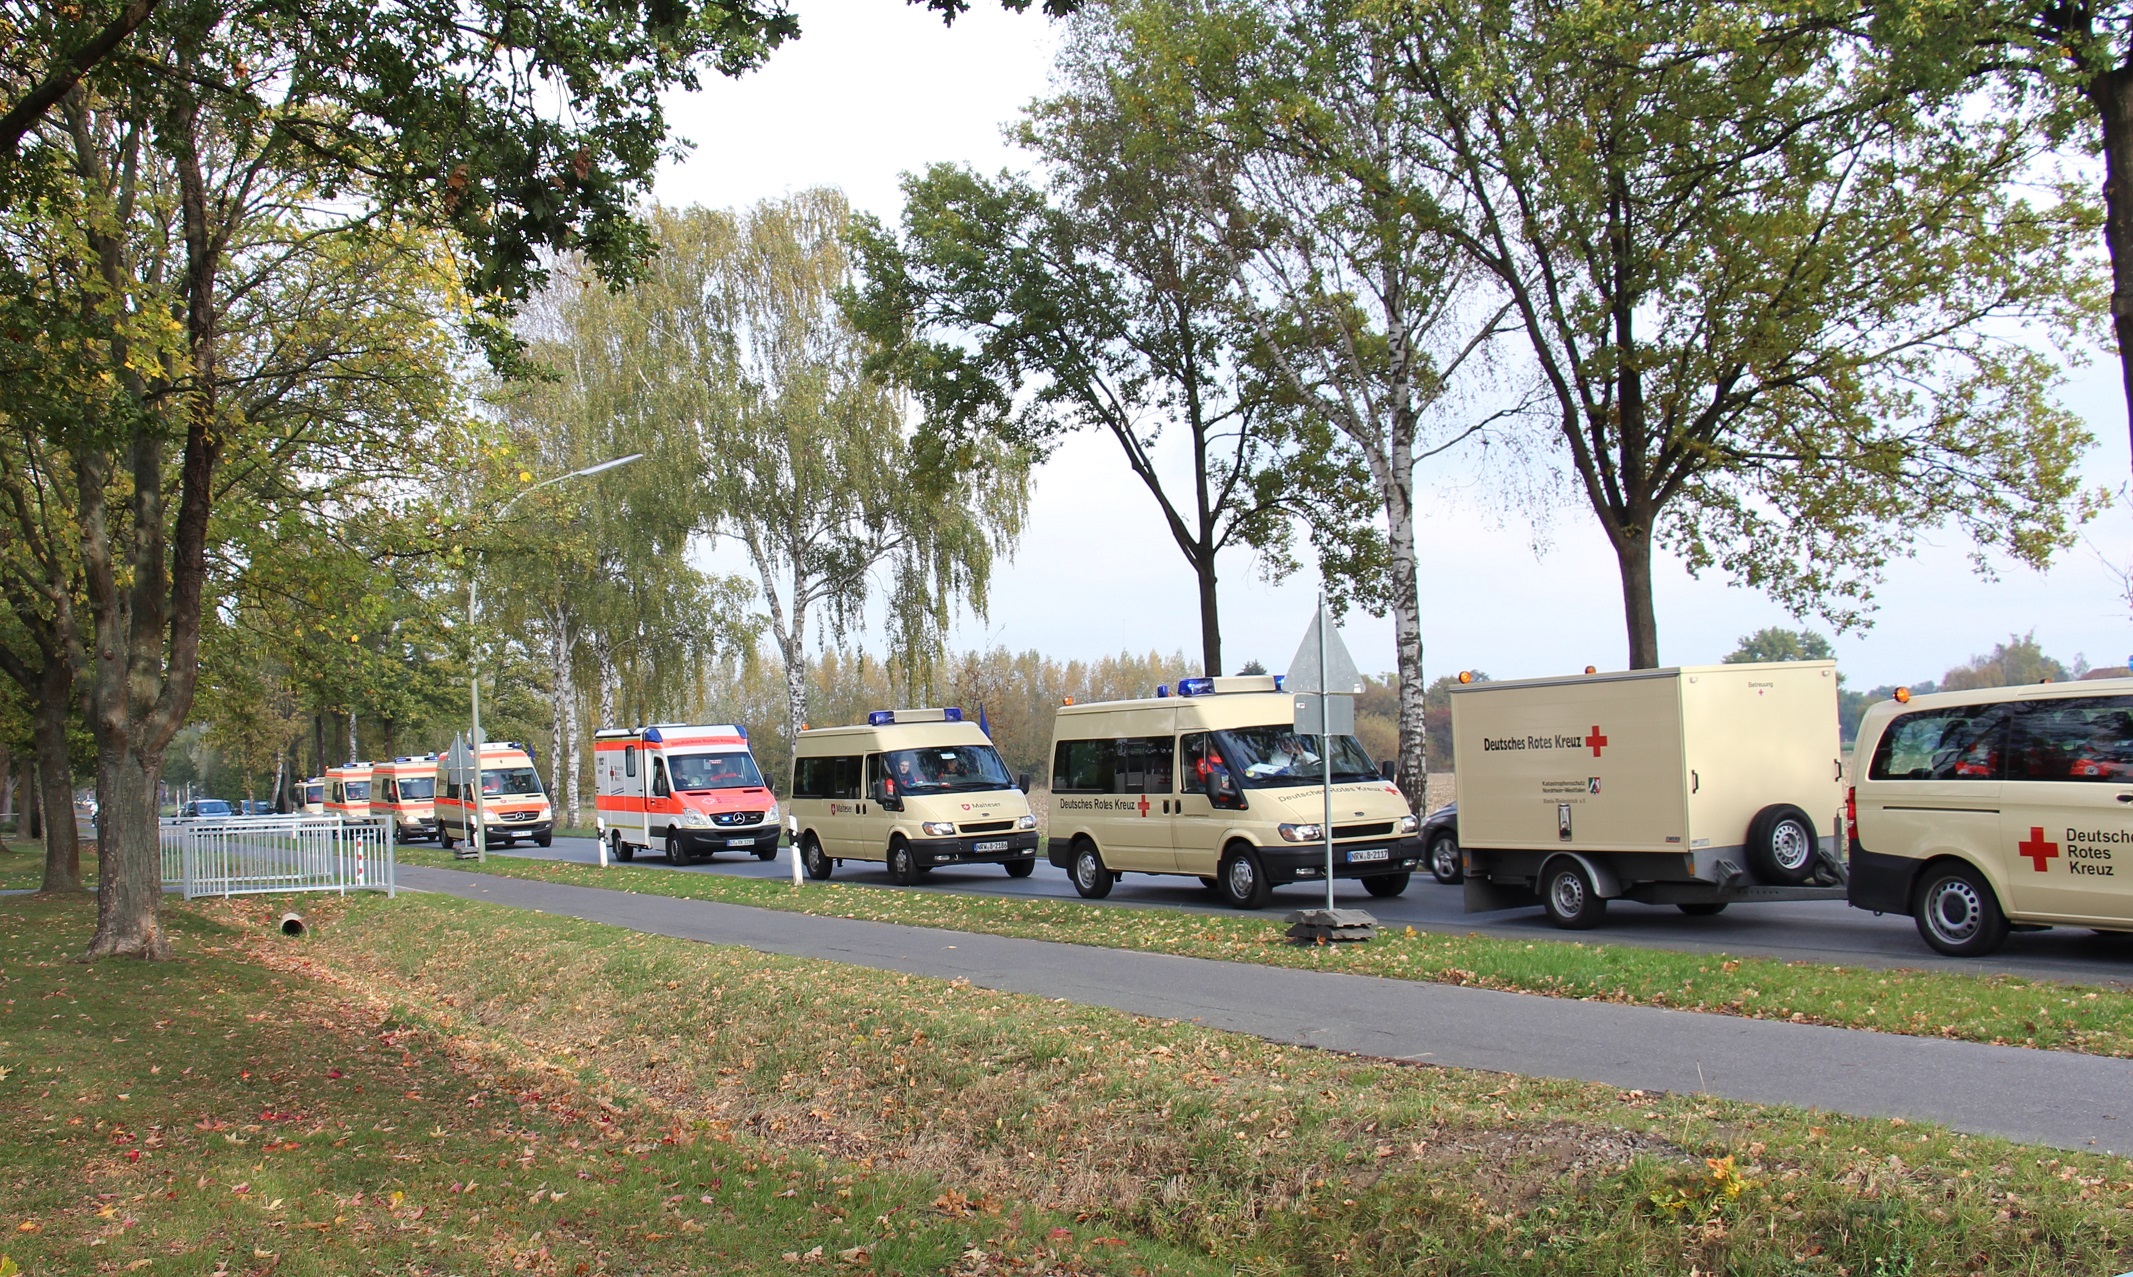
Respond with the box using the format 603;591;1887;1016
1215;727;1381;788
194;800;231;816
303;785;322;803
482;767;543;797
884;745;1014;794
344;782;370;801
395;777;435;800
670;751;764;791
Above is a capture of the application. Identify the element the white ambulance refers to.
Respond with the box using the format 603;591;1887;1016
433;741;554;849
788;708;1039;883
1448;662;1848;928
1848;678;2133;955
370;755;438;842
300;776;325;815
1046;676;1423;908
324;762;372;822
593;723;780;864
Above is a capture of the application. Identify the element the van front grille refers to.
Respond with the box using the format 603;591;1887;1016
960;820;1015;834
1334;822;1394;839
713;811;765;827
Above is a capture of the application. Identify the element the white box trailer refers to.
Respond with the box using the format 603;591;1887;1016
1448;661;1848;928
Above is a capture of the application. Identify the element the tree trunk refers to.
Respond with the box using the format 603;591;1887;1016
33;670;82;892
1195;555;1222;677
2087;57;2133;467
270;749;286;814
346;711;358;763
0;743;11;821
24;758;40;839
85;744;168;959
311;712;325;779
1386;471;1428;813
1612;522;1661;670
563;660;583;829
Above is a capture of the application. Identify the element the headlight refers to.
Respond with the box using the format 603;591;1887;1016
1016;813;1037;830
922;821;958;837
1278;823;1324;843
679;809;711;828
1397;814;1419;834
764;801;780;822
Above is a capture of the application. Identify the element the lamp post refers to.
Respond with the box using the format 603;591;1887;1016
464;453;642;861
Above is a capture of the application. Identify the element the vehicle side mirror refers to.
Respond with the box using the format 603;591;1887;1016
1210;771;1246;811
880;789;903;812
1018;772;1032;793
1379;760;1397;781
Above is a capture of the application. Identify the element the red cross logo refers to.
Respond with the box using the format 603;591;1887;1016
2018;826;2058;873
1585;726;1609;757
1136;794;1150;817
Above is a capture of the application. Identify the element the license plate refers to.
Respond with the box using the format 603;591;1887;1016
726;837;754;847
1346;847;1389;863
973;840;1008;853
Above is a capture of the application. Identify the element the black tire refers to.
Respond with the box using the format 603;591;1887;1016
1746;804;1818;886
887;840;922;886
1913;862;2009;957
1364;872;1410;898
801;835;832;880
1070;840;1113;899
665;830;689;865
440;830;456;851
617;833;635;863
1219;846;1273;910
533;834;552;848
1541;858;1607;930
608;831;626;864
754;842;779;861
1428;833;1464;885
1677;902;1728;917
1003;858;1035;878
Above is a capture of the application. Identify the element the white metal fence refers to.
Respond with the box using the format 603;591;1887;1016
160;814;397;900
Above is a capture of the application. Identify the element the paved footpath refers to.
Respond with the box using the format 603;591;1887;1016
400;865;2133;1155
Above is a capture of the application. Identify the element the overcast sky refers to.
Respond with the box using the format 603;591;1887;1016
654;0;2133;692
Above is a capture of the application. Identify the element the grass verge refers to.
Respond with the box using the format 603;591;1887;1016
0;841;95;893
0;893;1210;1277
212;889;2133;1277
400;846;2133;1058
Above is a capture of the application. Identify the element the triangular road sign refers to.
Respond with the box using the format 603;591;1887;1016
1285;604;1364;695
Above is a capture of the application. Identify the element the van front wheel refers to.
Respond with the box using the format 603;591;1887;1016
1914;863;2008;957
887;841;923;886
801;835;832;881
1219;848;1272;911
1363;872;1410;898
1070;840;1113;899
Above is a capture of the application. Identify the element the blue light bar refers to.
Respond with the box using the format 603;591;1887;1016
1155;683;1170;698
643;726;664;743
736;723;748;738
1177;677;1215;697
868;710;896;726
943;707;964;722
1273;674;1285;692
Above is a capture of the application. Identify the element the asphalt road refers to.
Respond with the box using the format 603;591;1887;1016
403;863;2133;1154
462;833;2133;987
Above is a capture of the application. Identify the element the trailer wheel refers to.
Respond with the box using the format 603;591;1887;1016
1364;872;1410;898
1541;859;1607;929
1746;804;1818;885
1219;846;1272;911
1070;839;1114;899
800;834;832;880
1676;902;1727;916
1914;861;2008;957
1428;833;1464;885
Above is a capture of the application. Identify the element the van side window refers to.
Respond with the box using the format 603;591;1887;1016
865;754;889;801
1181;733;1244;807
1054;739;1116;792
652;758;670;797
1868;706;2008;781
381;778;396;802
1117;737;1174;794
793;756;823;799
2008;696;2133;782
624;745;637;779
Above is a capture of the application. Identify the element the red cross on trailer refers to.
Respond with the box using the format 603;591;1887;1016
1585;726;1609;757
1136;794;1151;817
2018;826;2059;873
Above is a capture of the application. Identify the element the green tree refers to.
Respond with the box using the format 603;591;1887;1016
846;106;1345;675
1940;632;2070;690
1363;0;2099;668
1723;628;1837;665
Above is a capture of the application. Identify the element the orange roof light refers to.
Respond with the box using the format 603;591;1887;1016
1584;665;1597;675
1893;687;1911;703
1062;696;1074;706
1457;670;1473;685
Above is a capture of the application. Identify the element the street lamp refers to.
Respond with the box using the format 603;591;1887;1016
463;453;643;861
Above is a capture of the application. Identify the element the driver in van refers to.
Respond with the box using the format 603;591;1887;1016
2070;720;2130;780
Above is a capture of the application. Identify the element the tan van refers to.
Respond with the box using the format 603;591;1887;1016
1449;662;1848;928
788;709;1038;883
1045;676;1422;909
1848;678;2133;955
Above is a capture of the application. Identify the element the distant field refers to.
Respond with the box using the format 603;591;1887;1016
400;846;2133;1058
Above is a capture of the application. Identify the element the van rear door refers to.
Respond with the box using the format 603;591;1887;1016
2002;695;2133;924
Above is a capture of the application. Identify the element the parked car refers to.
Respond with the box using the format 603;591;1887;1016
177;799;233;821
239;799;274;815
1422;802;1462;884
